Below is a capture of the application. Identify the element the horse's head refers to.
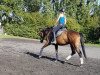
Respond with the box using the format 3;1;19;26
39;27;53;43
39;29;45;43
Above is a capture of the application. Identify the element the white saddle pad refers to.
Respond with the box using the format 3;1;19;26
56;28;66;37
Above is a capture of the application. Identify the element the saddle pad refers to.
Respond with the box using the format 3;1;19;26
56;28;66;37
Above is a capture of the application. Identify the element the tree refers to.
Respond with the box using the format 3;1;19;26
23;0;40;12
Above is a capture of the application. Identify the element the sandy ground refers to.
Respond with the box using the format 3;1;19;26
0;38;100;75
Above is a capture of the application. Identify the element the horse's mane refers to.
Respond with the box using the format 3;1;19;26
40;27;53;32
44;26;53;30
40;26;53;40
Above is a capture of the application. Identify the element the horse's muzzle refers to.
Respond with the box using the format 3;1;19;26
40;38;43;43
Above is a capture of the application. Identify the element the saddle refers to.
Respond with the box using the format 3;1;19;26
56;28;67;37
50;27;67;42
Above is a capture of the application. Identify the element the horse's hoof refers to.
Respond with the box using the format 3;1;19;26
54;60;57;62
39;56;42;59
64;60;67;63
79;65;83;67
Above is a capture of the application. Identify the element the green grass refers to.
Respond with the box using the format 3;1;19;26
0;34;39;41
85;43;100;47
0;34;21;39
0;34;33;40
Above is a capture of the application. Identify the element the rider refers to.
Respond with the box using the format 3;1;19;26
52;8;66;43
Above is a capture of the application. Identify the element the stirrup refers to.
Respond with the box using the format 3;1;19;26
51;40;56;44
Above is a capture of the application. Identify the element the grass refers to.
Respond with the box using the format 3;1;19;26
0;34;39;42
0;34;33;40
85;43;100;47
0;34;22;39
0;34;100;47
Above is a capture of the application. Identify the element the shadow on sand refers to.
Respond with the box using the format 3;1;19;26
25;52;65;64
25;52;81;67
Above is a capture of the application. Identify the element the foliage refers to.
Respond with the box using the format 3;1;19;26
0;0;100;44
4;12;55;39
67;17;80;32
23;0;40;12
0;5;11;11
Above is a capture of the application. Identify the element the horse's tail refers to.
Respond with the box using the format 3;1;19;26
79;33;87;59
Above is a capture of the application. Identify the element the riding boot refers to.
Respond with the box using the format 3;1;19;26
51;32;56;44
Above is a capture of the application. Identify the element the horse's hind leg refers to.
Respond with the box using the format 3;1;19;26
66;45;76;61
78;50;83;65
76;47;84;65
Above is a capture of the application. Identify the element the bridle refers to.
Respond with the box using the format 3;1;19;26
40;27;53;43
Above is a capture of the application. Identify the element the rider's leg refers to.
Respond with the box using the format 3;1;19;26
52;25;63;43
51;31;56;43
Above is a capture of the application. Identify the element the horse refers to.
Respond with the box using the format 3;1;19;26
38;27;87;65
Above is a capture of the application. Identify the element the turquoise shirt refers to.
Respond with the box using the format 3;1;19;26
59;17;65;25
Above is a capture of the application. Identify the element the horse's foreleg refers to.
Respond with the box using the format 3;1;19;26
39;48;43;58
39;42;49;58
55;44;58;62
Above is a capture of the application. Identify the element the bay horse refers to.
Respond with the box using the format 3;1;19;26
39;27;87;65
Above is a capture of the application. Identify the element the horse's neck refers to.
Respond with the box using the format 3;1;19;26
47;29;52;36
44;29;52;41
